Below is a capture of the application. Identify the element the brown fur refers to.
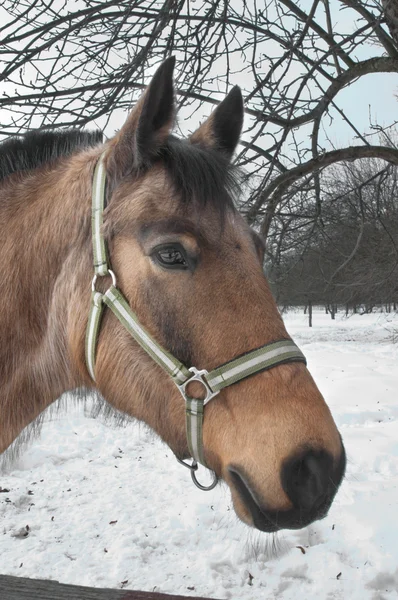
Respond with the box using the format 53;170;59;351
0;63;344;531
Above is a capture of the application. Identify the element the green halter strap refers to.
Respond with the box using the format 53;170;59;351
85;153;307;490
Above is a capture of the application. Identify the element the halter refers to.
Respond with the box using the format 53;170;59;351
85;153;306;490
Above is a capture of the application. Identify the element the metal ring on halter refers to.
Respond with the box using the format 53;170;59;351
191;464;218;491
91;269;117;293
176;458;218;491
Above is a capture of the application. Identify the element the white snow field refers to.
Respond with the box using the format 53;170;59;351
1;309;397;599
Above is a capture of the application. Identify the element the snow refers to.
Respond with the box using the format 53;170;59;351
1;309;398;599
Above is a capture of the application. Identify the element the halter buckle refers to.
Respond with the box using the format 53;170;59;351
177;367;219;405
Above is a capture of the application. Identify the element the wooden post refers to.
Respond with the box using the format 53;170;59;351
0;575;221;600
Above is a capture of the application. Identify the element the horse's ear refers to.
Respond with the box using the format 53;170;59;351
190;86;244;159
107;56;175;181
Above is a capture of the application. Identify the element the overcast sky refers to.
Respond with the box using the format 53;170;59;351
1;0;397;153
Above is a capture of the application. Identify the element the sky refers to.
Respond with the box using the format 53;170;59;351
325;72;398;147
1;1;398;157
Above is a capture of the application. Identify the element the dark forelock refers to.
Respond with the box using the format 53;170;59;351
157;136;241;216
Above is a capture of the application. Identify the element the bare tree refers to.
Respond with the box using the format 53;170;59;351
1;0;398;241
270;157;398;312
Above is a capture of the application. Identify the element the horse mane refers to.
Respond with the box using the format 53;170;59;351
0;129;241;215
0;129;103;182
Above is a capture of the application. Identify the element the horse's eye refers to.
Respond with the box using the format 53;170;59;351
152;244;188;270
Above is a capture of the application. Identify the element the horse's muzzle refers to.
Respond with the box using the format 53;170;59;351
229;444;346;532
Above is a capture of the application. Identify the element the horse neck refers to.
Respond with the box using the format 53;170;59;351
0;148;99;453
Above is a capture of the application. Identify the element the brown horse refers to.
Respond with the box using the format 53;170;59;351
0;58;345;533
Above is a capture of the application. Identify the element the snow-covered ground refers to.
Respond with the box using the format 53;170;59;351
1;309;397;599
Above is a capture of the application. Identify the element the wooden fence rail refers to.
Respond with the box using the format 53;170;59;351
0;575;221;600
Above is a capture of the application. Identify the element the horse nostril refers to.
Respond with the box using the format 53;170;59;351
281;450;334;511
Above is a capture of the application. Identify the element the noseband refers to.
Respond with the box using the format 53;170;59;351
85;153;306;490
